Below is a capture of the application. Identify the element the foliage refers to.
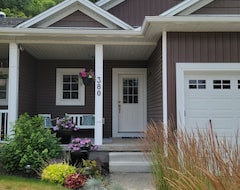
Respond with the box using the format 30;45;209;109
65;173;87;189
53;116;78;132
0;175;68;190
68;138;98;152
41;163;76;185
80;68;95;80
80;160;102;179
0;113;61;173
142;121;240;190
0;0;99;18
83;178;107;190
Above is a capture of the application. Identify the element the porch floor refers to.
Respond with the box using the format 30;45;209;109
61;138;143;152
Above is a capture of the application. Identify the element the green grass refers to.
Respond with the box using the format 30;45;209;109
0;175;68;190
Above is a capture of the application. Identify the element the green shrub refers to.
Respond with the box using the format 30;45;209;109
41;163;76;185
0;113;62;173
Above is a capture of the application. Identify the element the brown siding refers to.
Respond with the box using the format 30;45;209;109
50;11;106;28
167;32;240;124
109;0;180;26
18;51;38;116
147;40;163;122
36;60;147;138
194;0;240;14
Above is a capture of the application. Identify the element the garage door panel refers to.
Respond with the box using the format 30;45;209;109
184;73;240;143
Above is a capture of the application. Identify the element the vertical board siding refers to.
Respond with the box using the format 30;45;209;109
147;40;163;122
167;32;240;124
19;52;37;116
50;11;105;28
194;0;240;14
109;0;179;26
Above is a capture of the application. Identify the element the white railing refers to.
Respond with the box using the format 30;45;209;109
0;110;8;141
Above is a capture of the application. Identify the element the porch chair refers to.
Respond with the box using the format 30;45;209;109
38;114;54;129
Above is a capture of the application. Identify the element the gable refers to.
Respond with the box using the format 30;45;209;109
17;0;133;30
50;11;105;28
193;0;240;15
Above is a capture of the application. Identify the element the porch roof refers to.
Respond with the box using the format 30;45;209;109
1;15;240;60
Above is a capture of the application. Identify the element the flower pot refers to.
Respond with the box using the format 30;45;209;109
70;150;89;166
56;129;72;144
82;77;92;86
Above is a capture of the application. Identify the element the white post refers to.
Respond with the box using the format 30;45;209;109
8;43;20;137
94;44;103;145
162;31;168;136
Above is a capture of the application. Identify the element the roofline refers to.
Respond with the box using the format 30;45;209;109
161;0;214;16
17;0;133;30
96;0;125;10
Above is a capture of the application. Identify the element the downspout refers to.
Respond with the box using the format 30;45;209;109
162;31;168;136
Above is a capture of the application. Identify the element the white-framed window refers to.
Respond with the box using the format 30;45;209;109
56;68;85;106
0;68;8;106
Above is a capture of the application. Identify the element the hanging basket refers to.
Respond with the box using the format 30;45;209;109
0;79;6;86
82;77;93;86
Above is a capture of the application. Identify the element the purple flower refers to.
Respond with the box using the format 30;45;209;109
53;126;59;131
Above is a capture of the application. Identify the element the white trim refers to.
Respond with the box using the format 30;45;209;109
112;68;147;138
17;0;133;30
56;68;85;106
160;0;214;16
162;32;168;129
176;63;240;131
94;44;103;145
8;43;19;137
96;0;125;10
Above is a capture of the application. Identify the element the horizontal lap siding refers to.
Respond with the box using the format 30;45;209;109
167;32;240;125
147;40;163;122
194;0;240;14
50;11;105;27
36;60;147;138
109;0;180;26
18;52;37;116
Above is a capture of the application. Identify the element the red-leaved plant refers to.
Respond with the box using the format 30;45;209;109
65;173;87;189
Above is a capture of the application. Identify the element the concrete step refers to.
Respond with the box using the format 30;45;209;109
109;152;151;173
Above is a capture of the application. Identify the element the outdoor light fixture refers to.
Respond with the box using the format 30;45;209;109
25;164;32;174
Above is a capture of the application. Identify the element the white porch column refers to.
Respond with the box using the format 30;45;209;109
94;44;103;145
162;31;168;136
8;43;20;137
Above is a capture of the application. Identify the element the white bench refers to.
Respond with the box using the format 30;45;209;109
65;113;95;129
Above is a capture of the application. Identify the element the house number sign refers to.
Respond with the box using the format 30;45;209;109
96;76;102;96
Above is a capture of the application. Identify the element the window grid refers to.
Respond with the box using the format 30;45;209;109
188;80;206;89
62;75;79;99
213;80;231;89
123;78;138;104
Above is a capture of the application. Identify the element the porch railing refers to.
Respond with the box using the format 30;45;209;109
0;110;8;141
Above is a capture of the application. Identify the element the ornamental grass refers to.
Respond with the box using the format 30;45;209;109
142;120;240;190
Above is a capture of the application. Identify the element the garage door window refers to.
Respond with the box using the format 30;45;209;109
213;80;231;89
188;80;206;89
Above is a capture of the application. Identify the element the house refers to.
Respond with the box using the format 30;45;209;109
1;0;240;145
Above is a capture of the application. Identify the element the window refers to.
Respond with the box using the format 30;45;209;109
123;78;138;104
188;80;206;89
0;68;8;106
213;80;231;89
56;68;85;106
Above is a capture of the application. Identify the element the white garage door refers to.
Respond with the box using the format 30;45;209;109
185;72;240;139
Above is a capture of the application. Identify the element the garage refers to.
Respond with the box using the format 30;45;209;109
176;63;240;140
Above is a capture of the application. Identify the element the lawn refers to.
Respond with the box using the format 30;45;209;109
0;175;68;190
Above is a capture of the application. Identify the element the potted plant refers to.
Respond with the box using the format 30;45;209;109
68;138;97;166
53;116;79;144
79;68;95;86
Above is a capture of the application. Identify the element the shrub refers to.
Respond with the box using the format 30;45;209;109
41;163;76;185
80;159;102;179
0;113;61;173
142;121;240;190
65;173;87;189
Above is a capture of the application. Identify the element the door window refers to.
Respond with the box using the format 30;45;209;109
122;78;138;104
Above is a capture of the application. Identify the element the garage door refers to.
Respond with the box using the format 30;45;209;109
185;72;240;139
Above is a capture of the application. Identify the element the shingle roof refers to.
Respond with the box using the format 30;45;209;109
0;18;28;27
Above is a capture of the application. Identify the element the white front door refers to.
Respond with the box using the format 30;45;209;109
112;68;147;137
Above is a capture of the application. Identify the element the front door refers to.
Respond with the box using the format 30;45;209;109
112;68;147;137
